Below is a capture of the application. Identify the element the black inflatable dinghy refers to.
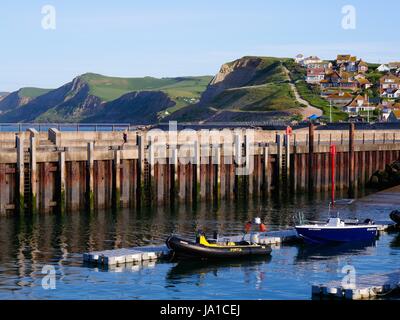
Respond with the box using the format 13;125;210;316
166;233;272;260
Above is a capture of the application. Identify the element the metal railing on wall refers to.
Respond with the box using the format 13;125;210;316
0;123;137;132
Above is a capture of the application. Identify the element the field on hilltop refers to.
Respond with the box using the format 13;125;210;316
81;73;212;111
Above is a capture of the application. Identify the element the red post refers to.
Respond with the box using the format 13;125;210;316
330;145;336;207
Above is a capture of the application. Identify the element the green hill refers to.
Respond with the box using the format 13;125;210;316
0;74;213;123
18;87;52;99
211;83;299;112
170;56;303;122
81;73;212;112
0;87;52;114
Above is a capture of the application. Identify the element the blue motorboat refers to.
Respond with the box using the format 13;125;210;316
295;217;379;244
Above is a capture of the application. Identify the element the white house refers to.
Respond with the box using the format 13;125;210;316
377;64;390;72
343;95;376;113
300;56;322;67
306;68;325;84
295;54;304;64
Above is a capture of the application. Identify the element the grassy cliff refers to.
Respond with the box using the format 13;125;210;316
170;56;303;122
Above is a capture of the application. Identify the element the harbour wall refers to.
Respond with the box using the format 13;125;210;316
0;124;400;214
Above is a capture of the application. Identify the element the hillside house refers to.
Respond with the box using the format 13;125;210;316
388;110;400;122
307;62;332;70
377;64;391;73
326;92;353;106
357;60;369;73
337;55;355;64
394;89;400;99
343;95;376;113
378;102;400;121
380;74;400;97
295;54;305;64
320;71;341;89
300;56;323;67
306;68;326;84
388;62;400;70
356;77;372;90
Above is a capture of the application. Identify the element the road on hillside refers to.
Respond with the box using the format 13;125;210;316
283;66;324;119
200;65;324;124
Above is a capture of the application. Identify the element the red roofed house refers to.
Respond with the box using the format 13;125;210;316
306;68;326;84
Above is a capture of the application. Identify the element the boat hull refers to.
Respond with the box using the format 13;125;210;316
295;226;378;244
166;236;272;260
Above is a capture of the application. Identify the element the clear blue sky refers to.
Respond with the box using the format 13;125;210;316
0;0;399;91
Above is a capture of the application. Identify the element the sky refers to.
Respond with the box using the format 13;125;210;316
0;0;399;92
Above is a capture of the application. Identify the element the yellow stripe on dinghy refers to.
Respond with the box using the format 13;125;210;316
198;235;262;248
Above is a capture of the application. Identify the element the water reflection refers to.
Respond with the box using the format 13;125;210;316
166;258;271;290
0;189;399;299
295;241;377;262
390;233;400;248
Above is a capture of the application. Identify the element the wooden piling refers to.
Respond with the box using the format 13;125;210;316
316;153;321;192
2;126;400;214
30;136;38;213
308;124;315;192
16;135;24;213
170;146;178;201
137;134;145;204
214;146;221;200
285;134;290;184
263;145;270;194
59;151;66;213
349;123;355;198
233;134;241;198
291;147;297;192
113;150;121;208
276;134;283;187
87;142;94;212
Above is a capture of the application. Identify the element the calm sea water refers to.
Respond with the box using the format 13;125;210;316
0;191;399;300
